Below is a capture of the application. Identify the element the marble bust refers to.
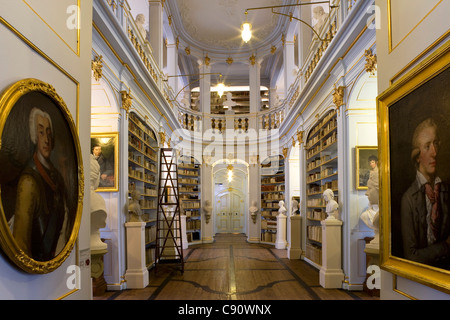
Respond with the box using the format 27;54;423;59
323;189;339;220
278;200;287;217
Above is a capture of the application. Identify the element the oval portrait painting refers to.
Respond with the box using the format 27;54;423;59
0;79;83;274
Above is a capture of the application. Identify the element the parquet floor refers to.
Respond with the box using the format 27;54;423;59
95;233;378;301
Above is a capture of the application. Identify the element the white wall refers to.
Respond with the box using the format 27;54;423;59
0;0;93;299
375;0;450;300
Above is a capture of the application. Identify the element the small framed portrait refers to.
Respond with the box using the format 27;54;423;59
378;43;450;293
355;146;378;190
0;78;83;274
90;133;119;192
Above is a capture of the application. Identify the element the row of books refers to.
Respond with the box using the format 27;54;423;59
261;184;285;192
307;225;322;243
261;231;277;243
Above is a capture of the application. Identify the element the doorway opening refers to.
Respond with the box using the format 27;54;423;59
213;162;248;235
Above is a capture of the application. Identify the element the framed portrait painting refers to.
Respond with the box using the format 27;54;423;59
378;42;450;293
91;133;119;192
0;78;84;274
355;146;378;190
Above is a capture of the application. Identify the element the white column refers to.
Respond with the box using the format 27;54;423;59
249;59;261;113
167;43;178;94
276;214;287;249
149;1;163;68
181;215;188;249
199;62;211;113
269;87;278;109
247;164;260;243
124;222;149;289
320;219;345;288
283;34;295;98
201;162;214;243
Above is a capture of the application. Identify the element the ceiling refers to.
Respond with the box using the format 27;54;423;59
165;0;298;110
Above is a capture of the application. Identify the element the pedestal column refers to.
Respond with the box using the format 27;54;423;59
275;214;287;249
124;221;149;289
319;218;345;288
288;215;302;259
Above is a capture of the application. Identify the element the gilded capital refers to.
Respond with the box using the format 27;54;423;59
91;55;103;82
364;49;377;76
332;85;345;108
121;90;133;118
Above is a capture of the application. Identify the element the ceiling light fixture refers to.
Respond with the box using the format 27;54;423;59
243;1;338;43
216;75;225;98
241;11;252;43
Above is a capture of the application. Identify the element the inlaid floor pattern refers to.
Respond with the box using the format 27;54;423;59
96;233;378;300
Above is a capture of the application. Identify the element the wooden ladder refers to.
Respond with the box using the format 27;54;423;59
154;148;184;274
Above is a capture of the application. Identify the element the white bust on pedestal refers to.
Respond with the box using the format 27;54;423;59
323;189;339;220
278;200;287;216
128;184;142;222
90;155;107;251
291;199;300;216
276;200;287;249
320;189;344;288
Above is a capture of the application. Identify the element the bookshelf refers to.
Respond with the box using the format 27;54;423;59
304;109;338;268
260;155;285;244
178;155;201;244
127;111;159;269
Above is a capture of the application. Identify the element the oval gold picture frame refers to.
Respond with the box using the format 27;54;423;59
0;78;84;274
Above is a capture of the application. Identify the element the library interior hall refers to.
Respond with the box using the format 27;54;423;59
0;0;449;302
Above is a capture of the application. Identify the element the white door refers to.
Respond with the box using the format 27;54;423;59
215;191;245;233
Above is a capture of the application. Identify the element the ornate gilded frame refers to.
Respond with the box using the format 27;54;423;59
0;78;84;274
355;146;378;190
378;41;450;293
90;132;119;192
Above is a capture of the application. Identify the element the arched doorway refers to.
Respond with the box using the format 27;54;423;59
213;162;248;234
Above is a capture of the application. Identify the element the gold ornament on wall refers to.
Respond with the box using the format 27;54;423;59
282;147;288;159
204;54;210;66
332;85;345;108
91;55;103;82
121;89;133;119
364;48;377;76
271;45;277;54
249;53;256;66
159;130;166;147
185;47;191;55
297;130;304;145
226;57;234;65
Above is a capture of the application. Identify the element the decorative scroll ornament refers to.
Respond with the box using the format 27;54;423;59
121;89;133;119
271;45;277;54
282;147;288;159
204;54;210;66
364;49;377;76
159;130;166;147
249;53;256;66
332;85;345;108
91;55;103;82
297;130;304;145
226;57;234;65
